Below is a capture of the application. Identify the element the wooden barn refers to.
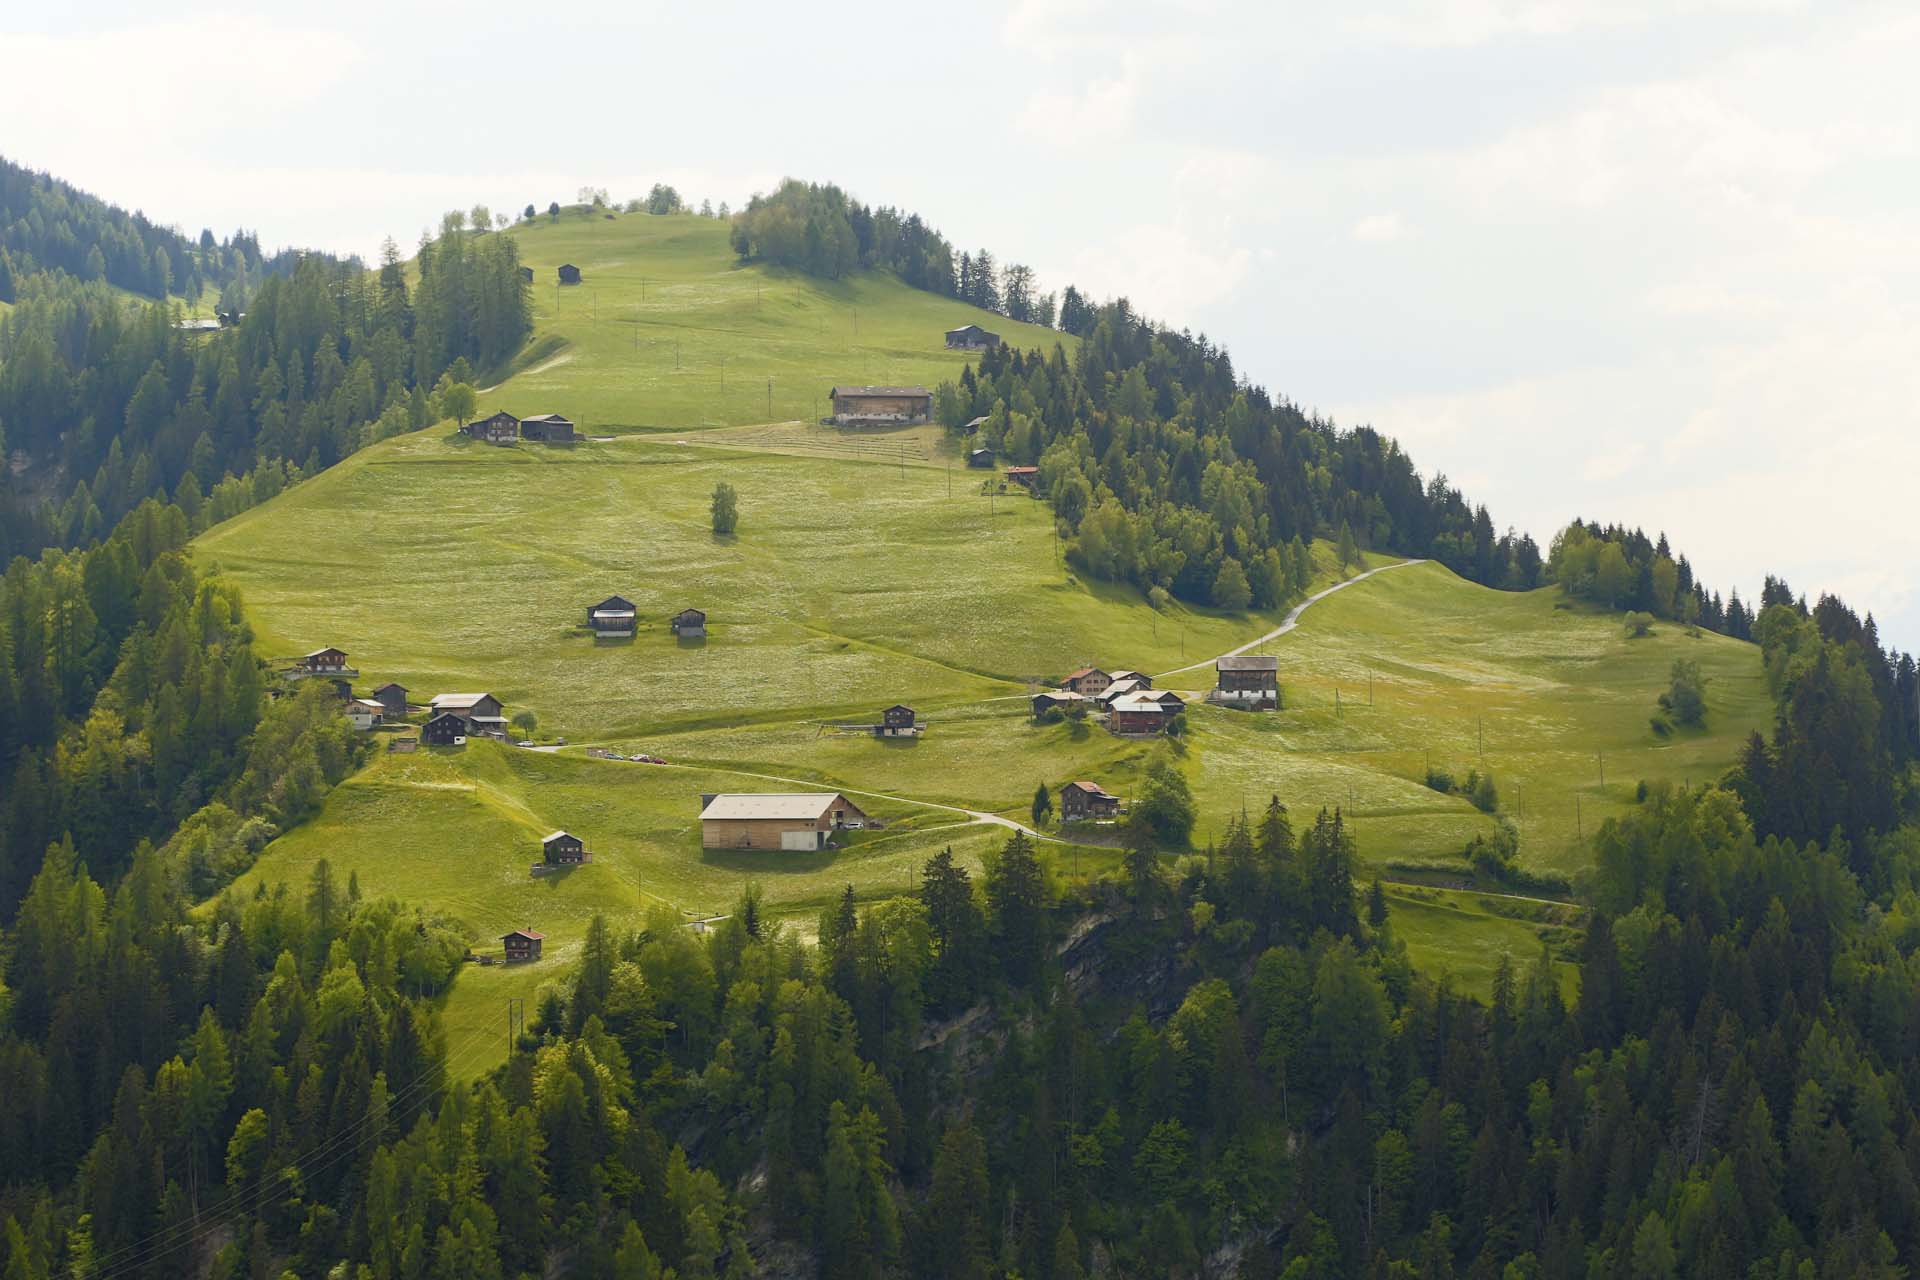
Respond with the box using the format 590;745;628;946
462;411;519;444
1215;655;1280;708
502;928;544;962
517;266;534;283
541;831;587;865
371;682;409;718
878;705;918;737
1108;669;1151;690
963;415;989;434
944;324;1001;350
1059;780;1120;822
828;385;932;426
1005;466;1039;488
558;264;582;285
1032;689;1086;717
520;413;576;442
421;712;469;746
968;447;995;468
699;792;870;850
587;595;637;637
1063;667;1111;696
671;608;707;639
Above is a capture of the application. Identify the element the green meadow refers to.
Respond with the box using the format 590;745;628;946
194;213;1773;1074
484;211;1067;431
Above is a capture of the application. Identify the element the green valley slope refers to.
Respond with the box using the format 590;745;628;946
192;214;1771;1071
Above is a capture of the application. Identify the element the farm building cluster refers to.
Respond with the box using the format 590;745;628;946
278;647;525;751
582;598;706;640
460;409;577;444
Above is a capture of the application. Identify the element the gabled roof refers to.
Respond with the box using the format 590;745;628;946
946;323;997;336
1064;780;1113;797
372;682;407;695
1035;689;1086;701
829;385;931;398
542;830;578;845
1004;465;1039;475
431;692;495;709
423;711;467;727
304;647;347;659
1110;693;1168;713
1151;690;1186;707
1108;669;1145;682
590;594;636;612
522;413;574;425
964;416;990;429
884;704;915;715
1217;654;1279;672
699;792;861;822
673;607;706;621
1066;667;1106;681
504;928;544;942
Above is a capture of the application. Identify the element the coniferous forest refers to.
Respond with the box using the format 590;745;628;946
1;160;1919;1278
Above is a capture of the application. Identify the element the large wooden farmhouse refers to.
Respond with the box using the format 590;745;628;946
828;385;932;427
944;324;1001;350
1108;691;1184;735
878;705;918;737
430;692;507;737
1215;655;1280;708
519;413;575;442
699;792;870;850
587;595;637;637
1059;780;1121;822
1063;667;1111;696
461;411;519;444
503;928;543;962
1005;466;1039;489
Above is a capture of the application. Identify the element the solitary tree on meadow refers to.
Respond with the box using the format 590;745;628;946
711;481;739;535
439;381;476;427
1031;782;1052;829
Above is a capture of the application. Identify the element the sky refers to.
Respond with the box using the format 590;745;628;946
7;0;1916;649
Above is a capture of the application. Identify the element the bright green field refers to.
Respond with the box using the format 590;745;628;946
484;211;1067;431
194;215;1771;1074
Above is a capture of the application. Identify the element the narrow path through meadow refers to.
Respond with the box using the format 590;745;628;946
1153;557;1425;681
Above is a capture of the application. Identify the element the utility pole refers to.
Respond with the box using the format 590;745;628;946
766;377;773;420
1368;670;1374;706
675;339;680;369
1576;794;1583;840
1597;751;1606;790
1478;714;1484;758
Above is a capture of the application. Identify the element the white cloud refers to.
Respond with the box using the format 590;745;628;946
1065;222;1254;317
1019;55;1146;143
1351;212;1407;241
1346;0;1805;48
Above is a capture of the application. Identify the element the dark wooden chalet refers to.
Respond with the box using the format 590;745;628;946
371;683;409;718
968;447;995;468
542;831;586;865
421;712;469;746
878;704;918;737
587;595;637;637
503;928;544;962
671;608;707;639
1215;655;1280;708
1059;780;1120;822
1005;466;1039;488
430;692;504;722
1108;669;1151;689
963;415;989;434
296;647;351;675
520;413;576;442
462;411;519;444
945;324;1002;350
558;264;582;285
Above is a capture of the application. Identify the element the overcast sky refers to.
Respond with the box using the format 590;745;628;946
9;0;1915;649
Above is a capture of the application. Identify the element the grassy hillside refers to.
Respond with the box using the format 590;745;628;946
192;213;1770;1075
482;211;1066;430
